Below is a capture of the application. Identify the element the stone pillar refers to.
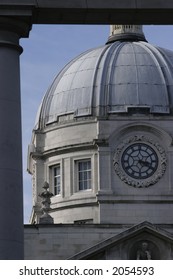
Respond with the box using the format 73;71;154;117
94;139;112;194
0;17;31;259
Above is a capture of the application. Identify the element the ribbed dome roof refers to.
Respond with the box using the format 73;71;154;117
35;37;173;129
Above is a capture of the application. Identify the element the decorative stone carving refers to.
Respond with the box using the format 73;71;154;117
129;239;160;260
136;241;151;260
39;182;54;224
110;25;143;36
113;135;167;187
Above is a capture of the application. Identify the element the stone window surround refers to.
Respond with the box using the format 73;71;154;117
47;153;95;198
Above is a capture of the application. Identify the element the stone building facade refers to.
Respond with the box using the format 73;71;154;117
26;25;173;259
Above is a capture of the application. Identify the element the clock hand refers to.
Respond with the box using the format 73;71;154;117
138;160;151;167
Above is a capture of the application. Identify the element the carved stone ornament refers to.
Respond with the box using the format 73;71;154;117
113;135;167;188
39;181;54;224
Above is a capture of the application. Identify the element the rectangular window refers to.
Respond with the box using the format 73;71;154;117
53;165;61;195
74;219;93;224
78;159;91;191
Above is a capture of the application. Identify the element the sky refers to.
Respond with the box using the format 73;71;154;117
20;25;173;223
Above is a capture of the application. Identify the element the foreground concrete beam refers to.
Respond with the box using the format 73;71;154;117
1;0;173;24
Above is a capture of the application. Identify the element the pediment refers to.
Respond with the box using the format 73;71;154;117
69;221;173;260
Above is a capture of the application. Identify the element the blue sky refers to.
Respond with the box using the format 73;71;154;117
20;25;173;223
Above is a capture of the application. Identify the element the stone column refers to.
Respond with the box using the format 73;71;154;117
0;17;31;259
94;139;112;194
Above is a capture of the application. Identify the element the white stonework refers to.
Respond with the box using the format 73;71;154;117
27;26;173;259
29;115;173;225
110;25;144;36
24;222;173;260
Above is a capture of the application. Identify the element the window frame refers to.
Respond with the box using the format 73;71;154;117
53;164;61;195
48;163;62;196
75;158;92;192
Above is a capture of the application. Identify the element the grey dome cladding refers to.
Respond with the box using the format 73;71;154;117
36;41;173;129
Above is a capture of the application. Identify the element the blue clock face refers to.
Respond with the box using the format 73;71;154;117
121;143;158;179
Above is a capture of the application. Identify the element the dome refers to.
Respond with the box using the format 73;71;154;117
29;26;173;226
35;28;173;129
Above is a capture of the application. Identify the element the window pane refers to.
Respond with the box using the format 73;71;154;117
84;181;87;190
78;160;91;191
83;171;87;180
54;166;60;176
54;177;57;185
79;171;83;181
79;181;83;191
87;170;91;180
78;162;83;171
53;165;61;195
83;161;87;170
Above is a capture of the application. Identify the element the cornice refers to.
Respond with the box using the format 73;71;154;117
0;1;173;25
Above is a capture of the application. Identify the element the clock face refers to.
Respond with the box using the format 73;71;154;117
121;143;158;179
113;135;167;187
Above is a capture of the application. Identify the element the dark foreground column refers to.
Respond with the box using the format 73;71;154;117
0;18;31;259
